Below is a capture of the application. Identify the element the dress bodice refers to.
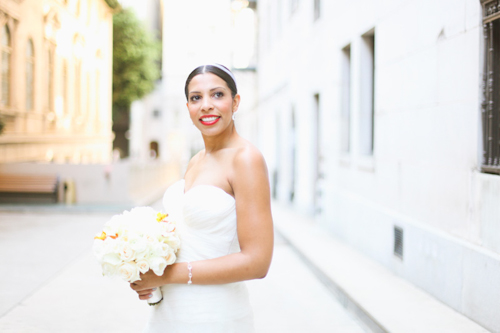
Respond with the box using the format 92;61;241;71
146;179;254;333
162;179;241;262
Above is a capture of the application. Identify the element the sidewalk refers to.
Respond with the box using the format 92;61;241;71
272;203;489;333
0;199;368;332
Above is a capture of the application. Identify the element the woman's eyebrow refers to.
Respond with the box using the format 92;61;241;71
189;87;227;95
210;87;227;91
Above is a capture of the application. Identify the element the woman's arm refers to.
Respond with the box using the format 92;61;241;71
131;146;274;298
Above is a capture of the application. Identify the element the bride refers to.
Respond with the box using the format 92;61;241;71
130;64;274;332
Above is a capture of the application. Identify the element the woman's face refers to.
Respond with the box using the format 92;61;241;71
186;73;239;136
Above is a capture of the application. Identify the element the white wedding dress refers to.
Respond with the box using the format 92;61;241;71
144;179;255;333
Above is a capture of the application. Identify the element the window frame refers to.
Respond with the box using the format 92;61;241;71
26;39;35;112
481;0;500;174
313;0;321;21
1;24;11;107
47;47;54;112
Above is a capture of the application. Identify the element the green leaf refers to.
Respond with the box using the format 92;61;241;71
112;9;161;118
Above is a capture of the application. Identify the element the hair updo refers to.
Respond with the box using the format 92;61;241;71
184;64;238;100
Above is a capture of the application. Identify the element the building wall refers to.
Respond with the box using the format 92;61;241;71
0;160;179;205
255;0;500;331
0;0;113;164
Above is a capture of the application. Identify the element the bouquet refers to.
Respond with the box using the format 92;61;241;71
92;206;180;305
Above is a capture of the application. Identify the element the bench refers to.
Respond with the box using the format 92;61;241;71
0;174;60;204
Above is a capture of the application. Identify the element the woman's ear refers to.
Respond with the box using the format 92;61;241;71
232;94;241;112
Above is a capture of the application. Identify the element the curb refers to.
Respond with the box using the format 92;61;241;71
275;228;388;333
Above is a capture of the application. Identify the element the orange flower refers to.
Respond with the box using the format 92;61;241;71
109;233;119;239
94;231;106;240
156;212;169;222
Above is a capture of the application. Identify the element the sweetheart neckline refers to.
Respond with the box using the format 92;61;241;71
180;179;235;201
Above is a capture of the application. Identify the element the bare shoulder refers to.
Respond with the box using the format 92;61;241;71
232;142;267;173
230;141;271;217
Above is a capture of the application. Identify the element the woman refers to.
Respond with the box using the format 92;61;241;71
131;64;274;332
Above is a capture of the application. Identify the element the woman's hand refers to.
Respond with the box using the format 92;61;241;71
132;287;157;301
130;269;166;300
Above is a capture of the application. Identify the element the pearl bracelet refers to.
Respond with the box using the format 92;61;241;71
187;262;193;285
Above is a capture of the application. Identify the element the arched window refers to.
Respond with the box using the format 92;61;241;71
75;59;81;115
150;141;159;159
62;60;68;114
47;49;54;111
26;40;35;111
76;0;81;17
1;25;11;107
95;69;100;126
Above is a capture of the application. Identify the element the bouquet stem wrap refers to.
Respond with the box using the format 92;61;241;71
148;288;163;306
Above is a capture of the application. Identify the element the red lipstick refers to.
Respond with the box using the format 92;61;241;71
199;115;221;126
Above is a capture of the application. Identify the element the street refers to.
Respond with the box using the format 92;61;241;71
0;200;367;333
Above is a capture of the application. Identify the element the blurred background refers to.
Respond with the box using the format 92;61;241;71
0;0;499;332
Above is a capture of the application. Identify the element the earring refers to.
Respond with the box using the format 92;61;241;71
232;113;236;121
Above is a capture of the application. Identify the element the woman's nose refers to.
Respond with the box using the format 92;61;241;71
201;97;214;111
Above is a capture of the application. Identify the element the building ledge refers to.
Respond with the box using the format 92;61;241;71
272;203;489;333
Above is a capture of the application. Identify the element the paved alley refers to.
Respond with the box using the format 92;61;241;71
0;201;367;333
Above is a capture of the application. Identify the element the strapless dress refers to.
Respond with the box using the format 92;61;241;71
143;179;254;333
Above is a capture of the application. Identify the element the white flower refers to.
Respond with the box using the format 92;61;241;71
136;259;150;274
92;239;106;260
152;243;170;257
130;237;149;260
103;253;121;266
102;262;119;277
149;257;167;276
118;262;141;282
164;249;176;265
145;234;157;243
160;222;176;235
164;235;181;251
118;242;136;262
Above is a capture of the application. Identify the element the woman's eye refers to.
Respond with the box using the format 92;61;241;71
190;95;201;102
213;92;224;98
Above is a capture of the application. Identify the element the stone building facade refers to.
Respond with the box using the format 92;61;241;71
0;0;114;163
250;0;500;331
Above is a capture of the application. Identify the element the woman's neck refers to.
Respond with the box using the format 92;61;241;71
202;124;239;154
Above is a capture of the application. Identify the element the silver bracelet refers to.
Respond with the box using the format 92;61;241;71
187;262;192;285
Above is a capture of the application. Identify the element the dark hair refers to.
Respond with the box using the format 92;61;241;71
184;64;237;100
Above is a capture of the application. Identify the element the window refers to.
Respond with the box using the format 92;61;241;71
62;60;68;114
26;40;35;111
86;71;90;118
75;60;81;115
276;0;283;37
1;25;11;107
95;70;100;126
481;0;500;173
314;0;321;20
313;93;322;214
341;45;352;153
87;0;92;24
76;0;81;17
47;49;54;111
359;31;375;156
150;141;159;159
291;0;299;14
290;107;297;202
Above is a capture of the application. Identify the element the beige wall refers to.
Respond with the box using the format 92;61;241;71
0;0;113;163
